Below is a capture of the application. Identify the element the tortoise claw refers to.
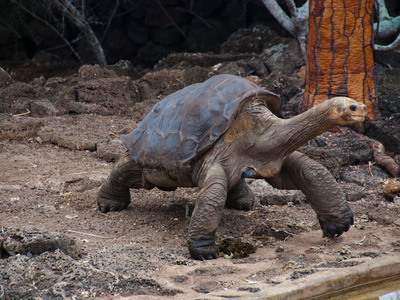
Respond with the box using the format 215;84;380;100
97;197;130;213
188;236;220;260
320;211;354;238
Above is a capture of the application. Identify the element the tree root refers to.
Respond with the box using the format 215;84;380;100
358;134;399;177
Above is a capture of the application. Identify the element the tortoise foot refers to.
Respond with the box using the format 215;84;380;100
97;197;130;213
319;211;354;238
97;183;131;213
188;235;220;260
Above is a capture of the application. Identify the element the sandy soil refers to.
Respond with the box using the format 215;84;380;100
1;64;400;299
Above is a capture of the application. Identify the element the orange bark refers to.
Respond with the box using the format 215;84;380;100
302;0;379;121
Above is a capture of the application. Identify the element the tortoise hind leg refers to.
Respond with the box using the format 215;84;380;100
225;179;255;211
97;152;144;213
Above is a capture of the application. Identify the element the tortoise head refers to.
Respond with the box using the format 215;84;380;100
326;97;367;125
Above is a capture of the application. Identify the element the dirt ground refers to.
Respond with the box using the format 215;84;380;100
1;49;400;299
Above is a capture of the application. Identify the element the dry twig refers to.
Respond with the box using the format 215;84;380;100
12;108;31;117
65;229;113;239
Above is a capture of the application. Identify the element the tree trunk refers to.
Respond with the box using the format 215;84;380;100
302;0;379;121
52;0;107;66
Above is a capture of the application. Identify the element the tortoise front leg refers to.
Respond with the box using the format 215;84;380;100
266;151;353;238
97;152;144;213
188;163;228;260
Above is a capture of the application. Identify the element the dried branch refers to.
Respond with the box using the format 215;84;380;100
10;0;83;63
0;16;21;38
285;0;298;18
260;0;296;35
100;0;120;43
374;0;400;51
375;0;390;21
375;17;400;40
51;0;107;66
374;33;400;52
260;0;308;55
374;0;400;39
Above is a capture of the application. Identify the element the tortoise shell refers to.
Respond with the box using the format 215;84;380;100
120;74;280;174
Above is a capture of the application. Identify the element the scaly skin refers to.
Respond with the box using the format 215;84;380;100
266;151;353;238
97;152;143;213
187;163;227;259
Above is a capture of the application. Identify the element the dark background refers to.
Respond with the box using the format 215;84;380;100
1;0;399;80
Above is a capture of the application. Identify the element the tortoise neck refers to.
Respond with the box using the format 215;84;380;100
278;104;335;156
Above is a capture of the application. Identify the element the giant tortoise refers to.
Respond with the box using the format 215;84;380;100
97;74;367;260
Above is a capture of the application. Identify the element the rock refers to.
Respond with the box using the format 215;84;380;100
137;40;182;62
137;68;210;104
0;81;40;115
259;191;305;206
78;64;117;80
77;64;140;116
375;53;400;71
0;116;43;142
30;98;60;116
166;52;256;68
96;139;127;161
67;102;113;115
187;0;225;18
221;25;287;54
138;69;187;103
299;130;374;179
249;180;306;206
339;165;387;187
105;60;141;79
151;25;185;45
186;18;230;52
220;0;247;31
340;183;367;202
1;226;81;259
261;40;305;75
260;72;304;107
144;7;191;27
217;58;269;77
102;26;139;64
171;275;189;283
366;119;400;154
124;17;150;45
0;67;13;88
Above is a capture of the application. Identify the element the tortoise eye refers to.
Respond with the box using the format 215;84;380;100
349;105;357;112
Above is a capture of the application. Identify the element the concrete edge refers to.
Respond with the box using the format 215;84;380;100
208;254;400;300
